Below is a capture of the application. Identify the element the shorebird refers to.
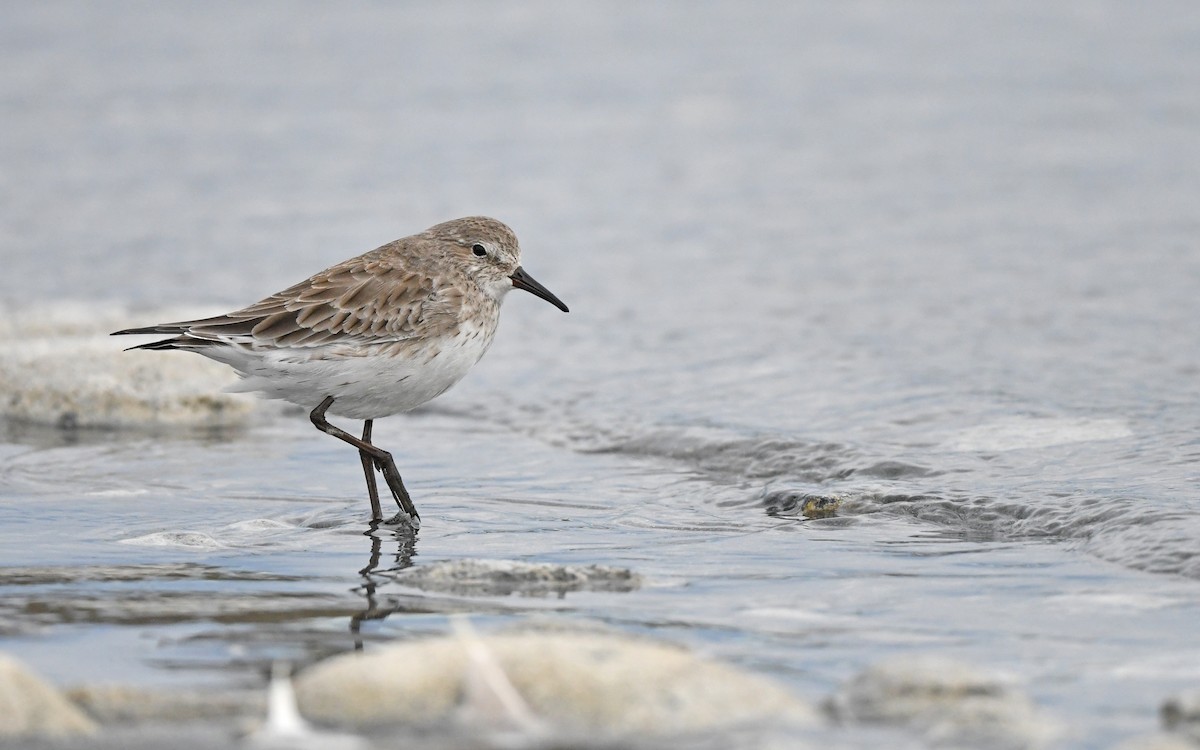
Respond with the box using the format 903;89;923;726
113;216;568;527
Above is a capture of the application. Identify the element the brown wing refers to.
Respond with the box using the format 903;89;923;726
114;255;464;349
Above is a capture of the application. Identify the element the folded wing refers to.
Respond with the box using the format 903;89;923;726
112;257;463;351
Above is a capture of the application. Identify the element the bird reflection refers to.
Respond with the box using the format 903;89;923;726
350;521;416;650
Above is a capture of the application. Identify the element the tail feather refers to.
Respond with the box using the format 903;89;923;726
111;325;191;336
112;327;222;352
122;337;192;351
113;315;260;342
112;316;251;351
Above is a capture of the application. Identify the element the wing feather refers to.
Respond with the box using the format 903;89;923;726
116;252;465;350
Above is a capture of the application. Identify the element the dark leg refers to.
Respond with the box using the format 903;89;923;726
359;420;382;522
309;396;420;528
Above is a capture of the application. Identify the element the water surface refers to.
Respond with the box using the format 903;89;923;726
2;2;1200;747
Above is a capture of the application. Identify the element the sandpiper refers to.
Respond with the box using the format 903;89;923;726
113;216;568;527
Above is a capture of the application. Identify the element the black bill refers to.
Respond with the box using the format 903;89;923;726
510;266;569;312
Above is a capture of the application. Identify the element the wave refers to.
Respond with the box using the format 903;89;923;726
459;399;1200;580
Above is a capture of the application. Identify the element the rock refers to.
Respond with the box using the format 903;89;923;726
828;655;1061;749
383;559;640;596
294;629;818;736
1162;688;1200;743
760;490;842;519
66;683;265;724
1112;734;1198;750
0;652;97;737
0;302;260;428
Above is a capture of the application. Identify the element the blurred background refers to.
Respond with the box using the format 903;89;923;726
2;2;1200;747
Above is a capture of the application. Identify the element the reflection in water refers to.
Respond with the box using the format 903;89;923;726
350;523;416;650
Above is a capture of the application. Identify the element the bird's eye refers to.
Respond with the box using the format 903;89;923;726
471;244;487;257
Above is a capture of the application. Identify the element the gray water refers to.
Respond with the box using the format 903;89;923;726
3;2;1200;747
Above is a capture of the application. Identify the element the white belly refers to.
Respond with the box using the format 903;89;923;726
205;328;496;420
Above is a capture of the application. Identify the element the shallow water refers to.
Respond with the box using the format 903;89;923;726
3;2;1200;747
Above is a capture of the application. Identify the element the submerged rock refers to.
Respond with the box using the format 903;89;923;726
383;558;640;597
827;655;1061;749
0;652;97;738
760;489;842;519
66;683;265;724
294;629;817;737
1162;688;1200;743
0;303;258;428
